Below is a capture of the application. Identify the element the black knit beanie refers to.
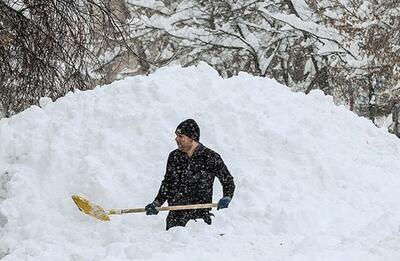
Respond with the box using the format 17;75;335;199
175;119;200;141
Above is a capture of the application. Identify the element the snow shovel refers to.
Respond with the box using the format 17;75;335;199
71;195;218;221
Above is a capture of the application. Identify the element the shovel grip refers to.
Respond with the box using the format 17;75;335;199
109;203;218;215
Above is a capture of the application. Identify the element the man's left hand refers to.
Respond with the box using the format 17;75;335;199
217;196;231;210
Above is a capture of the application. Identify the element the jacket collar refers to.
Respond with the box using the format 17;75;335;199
192;143;205;157
177;142;205;158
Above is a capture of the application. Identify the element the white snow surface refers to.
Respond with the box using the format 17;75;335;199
1;63;400;260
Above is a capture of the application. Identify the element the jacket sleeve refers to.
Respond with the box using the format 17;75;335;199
154;153;174;205
215;155;235;199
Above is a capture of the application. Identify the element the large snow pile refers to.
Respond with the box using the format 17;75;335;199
1;63;400;261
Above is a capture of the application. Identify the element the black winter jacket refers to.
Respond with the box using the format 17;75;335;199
154;143;235;229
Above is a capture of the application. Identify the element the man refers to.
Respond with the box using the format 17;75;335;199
145;119;235;230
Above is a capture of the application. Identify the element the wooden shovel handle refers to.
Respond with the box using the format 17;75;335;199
109;203;218;215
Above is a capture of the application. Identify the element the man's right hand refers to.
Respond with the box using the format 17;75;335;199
145;201;161;215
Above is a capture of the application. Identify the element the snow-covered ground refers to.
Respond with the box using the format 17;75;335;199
1;63;400;260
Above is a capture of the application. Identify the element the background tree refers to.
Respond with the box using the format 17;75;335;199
125;0;355;102
2;0;399;136
127;0;399;127
0;0;141;117
306;0;400;123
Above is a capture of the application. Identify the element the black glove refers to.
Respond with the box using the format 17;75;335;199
145;201;161;215
217;196;231;210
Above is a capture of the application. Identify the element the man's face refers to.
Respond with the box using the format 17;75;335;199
175;133;194;152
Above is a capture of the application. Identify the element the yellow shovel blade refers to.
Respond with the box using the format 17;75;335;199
71;195;110;221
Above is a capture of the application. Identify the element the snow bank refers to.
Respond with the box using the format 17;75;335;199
1;63;400;260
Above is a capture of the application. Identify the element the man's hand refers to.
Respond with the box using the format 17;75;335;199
217;196;231;210
145;201;161;215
